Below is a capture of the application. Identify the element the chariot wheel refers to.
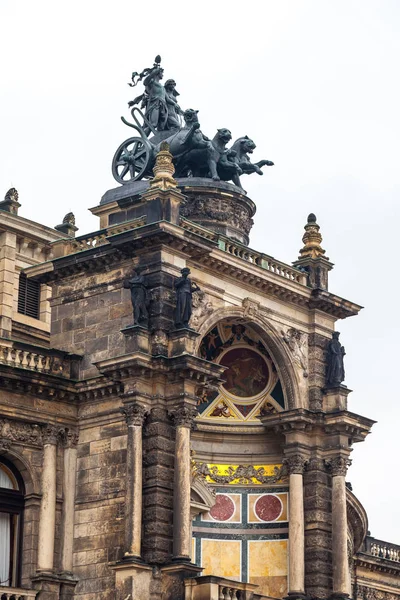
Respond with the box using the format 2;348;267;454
112;137;152;184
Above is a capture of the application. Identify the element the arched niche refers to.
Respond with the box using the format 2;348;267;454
196;308;302;417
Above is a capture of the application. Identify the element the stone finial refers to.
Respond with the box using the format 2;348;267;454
0;187;21;215
149;142;177;191
298;213;328;260
55;212;79;237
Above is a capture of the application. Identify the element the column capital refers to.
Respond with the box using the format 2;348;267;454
325;456;352;477
169;406;198;428
283;454;308;475
42;424;60;445
121;402;148;426
62;429;79;448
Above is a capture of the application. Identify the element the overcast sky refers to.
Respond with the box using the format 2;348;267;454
1;1;399;543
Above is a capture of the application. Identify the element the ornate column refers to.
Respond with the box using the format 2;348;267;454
170;406;197;561
61;429;79;575
37;424;59;573
121;402;148;560
284;455;307;599
326;456;352;598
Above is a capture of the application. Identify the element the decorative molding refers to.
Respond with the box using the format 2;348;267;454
281;327;308;377
356;585;400;600
194;462;287;485
121;403;148;426
325;456;352;476
169;406;198;428
283;454;308;475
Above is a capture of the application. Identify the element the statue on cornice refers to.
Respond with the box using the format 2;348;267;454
326;332;346;387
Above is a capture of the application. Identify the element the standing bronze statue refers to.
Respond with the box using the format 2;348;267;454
326;332;346;387
123;270;149;326
174;268;200;328
164;79;182;130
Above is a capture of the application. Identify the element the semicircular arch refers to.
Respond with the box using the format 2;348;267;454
0;446;39;495
196;306;303;410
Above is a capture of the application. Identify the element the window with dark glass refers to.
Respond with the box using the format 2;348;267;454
17;272;40;319
0;460;24;587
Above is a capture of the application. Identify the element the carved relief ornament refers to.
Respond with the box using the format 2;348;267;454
0;418;43;447
356;585;400;600
242;297;260;317
63;429;79;448
121;403;148;426
42;424;61;445
194;462;287;485
281;327;308;377
325;456;352;476
191;290;214;327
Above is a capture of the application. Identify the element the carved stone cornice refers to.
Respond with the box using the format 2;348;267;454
325;456;352;476
283;454;308;475
0;418;43;447
169;406;198;428
121;402;148;426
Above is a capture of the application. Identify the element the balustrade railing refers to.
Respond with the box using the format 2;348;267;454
363;536;400;562
57;216;147;257
180;218;307;285
0;343;76;378
185;576;258;600
0;588;37;600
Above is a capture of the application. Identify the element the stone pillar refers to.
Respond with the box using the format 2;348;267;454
61;430;79;574
327;456;351;598
0;230;17;338
37;425;59;573
284;455;307;599
121;402;148;560
170;407;197;561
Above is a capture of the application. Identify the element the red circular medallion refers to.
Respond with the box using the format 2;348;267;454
254;494;282;522
209;494;235;521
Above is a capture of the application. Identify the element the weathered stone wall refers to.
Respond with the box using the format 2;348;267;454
50;266;132;379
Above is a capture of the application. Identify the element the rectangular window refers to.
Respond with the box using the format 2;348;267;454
17;273;40;319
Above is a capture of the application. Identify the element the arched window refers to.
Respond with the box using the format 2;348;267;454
0;459;24;587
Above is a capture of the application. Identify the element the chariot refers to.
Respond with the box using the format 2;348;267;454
111;107;167;185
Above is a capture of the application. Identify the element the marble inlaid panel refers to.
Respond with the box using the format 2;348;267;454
248;540;288;597
202;493;241;523
248;492;288;523
201;539;241;581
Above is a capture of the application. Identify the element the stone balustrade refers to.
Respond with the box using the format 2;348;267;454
69;232;108;252
185;576;258;600
0;588;37;600
180;217;307;285
58;216;147;257
0;343;77;378
363;536;400;562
